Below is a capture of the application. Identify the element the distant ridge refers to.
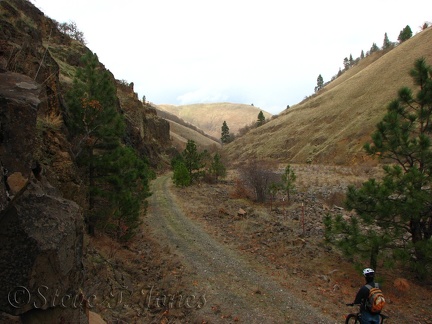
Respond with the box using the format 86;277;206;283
157;102;272;139
154;107;220;151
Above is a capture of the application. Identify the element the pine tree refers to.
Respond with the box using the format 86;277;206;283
382;32;391;49
343;57;350;70
210;153;226;181
349;54;354;67
257;111;265;126
171;153;184;170
66;51;124;159
173;160;191;187
66;51;125;234
221;121;230;144
325;58;432;276
370;43;379;54
66;51;151;239
315;74;324;92
398;25;413;43
281;164;296;203
182;140;204;180
95;146;153;240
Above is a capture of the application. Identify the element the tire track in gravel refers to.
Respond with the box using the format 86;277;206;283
147;174;336;323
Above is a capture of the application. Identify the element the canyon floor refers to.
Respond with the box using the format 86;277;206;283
84;164;432;323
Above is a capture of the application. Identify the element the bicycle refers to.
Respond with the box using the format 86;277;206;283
345;303;389;323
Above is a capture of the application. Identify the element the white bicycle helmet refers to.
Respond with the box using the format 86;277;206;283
363;268;375;276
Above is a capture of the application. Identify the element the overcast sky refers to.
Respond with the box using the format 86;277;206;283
33;0;432;114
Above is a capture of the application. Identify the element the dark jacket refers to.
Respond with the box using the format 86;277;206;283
354;280;378;312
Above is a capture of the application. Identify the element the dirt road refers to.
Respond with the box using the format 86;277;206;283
146;174;336;323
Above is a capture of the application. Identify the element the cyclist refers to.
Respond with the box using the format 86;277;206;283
352;268;381;324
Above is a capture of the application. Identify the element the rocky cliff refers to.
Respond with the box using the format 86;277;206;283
0;69;87;323
116;81;172;169
0;0;174;322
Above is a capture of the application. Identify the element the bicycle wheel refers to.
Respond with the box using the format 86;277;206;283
345;313;360;324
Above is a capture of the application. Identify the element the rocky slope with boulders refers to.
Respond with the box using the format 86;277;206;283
0;69;87;322
0;0;175;322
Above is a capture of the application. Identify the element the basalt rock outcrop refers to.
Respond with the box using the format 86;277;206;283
116;81;172;168
1;0;175;322
0;71;87;322
0;71;39;207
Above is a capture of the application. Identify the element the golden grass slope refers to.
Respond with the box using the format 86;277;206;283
157;102;272;139
154;106;221;151
224;27;432;166
168;119;221;152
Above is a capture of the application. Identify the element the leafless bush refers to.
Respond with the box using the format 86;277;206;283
230;178;252;199
237;159;279;203
57;20;86;44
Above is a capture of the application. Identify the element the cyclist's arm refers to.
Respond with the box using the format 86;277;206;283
353;286;368;305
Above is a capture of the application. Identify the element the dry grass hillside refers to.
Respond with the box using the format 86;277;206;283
155;107;221;151
224;27;432;165
157;102;272;139
168;120;221;151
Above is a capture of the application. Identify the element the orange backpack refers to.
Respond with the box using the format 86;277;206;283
365;283;386;313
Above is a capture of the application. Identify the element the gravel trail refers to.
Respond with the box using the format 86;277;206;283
146;174;336;323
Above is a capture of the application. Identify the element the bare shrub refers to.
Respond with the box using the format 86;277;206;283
237;159;279;203
56;20;86;44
